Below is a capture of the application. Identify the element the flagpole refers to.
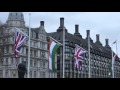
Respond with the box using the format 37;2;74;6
112;44;114;78
27;13;31;78
14;27;28;37
84;53;86;78
74;59;75;78
78;66;79;78
116;40;118;55
113;40;117;78
88;33;91;78
49;70;50;78
63;27;65;78
115;40;118;78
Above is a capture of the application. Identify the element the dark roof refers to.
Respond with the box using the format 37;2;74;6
47;29;113;59
25;27;40;32
31;28;39;33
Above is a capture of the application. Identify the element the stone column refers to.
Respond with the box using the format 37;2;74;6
8;70;11;78
24;47;26;55
38;50;40;58
60;47;63;78
3;69;5;78
37;70;39;78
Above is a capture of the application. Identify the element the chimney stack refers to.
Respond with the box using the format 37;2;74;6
57;17;67;32
96;34;100;42
40;21;44;26
75;24;79;33
105;39;109;46
87;30;90;37
60;17;64;28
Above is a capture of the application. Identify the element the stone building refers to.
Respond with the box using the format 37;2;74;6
47;17;120;78
0;12;50;78
0;12;120;78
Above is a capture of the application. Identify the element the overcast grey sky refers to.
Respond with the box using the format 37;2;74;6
0;12;120;57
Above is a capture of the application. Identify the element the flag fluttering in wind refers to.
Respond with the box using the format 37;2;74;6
113;53;117;61
109;52;117;77
48;38;61;72
74;44;87;71
14;31;26;58
113;41;116;44
112;40;117;66
110;40;118;78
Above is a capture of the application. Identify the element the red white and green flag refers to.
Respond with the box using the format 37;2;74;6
48;38;61;72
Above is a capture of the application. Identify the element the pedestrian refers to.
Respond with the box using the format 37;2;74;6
17;61;27;78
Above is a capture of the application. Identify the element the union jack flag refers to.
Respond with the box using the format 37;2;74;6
14;31;26;58
74;44;87;71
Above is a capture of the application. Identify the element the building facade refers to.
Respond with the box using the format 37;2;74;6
0;12;51;78
47;17;120;78
0;12;120;78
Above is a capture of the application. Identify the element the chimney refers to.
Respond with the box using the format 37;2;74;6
105;39;109;46
60;17;64;28
96;34;100;42
75;24;79;33
57;17;68;32
40;21;44;26
87;30;90;37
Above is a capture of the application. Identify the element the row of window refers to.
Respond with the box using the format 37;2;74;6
0;36;47;49
30;60;46;68
10;13;23;17
65;44;113;58
31;32;46;40
0;58;14;65
30;41;46;49
4;70;17;78
65;51;111;63
4;70;46;78
7;21;24;26
30;71;46;78
0;57;47;68
29;50;45;58
0;37;14;44
65;73;112;78
65;63;120;73
2;46;46;58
